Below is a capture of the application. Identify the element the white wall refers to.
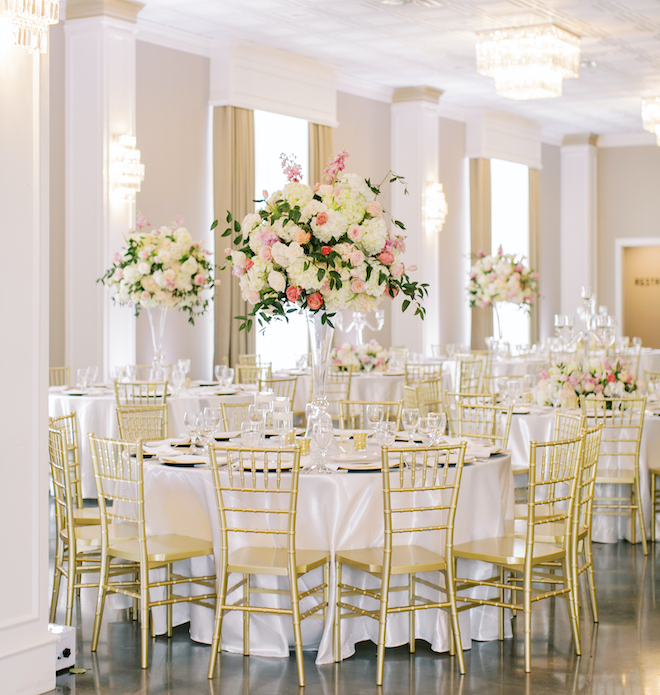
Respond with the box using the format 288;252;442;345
333;91;393;347
0;33;56;694
597;145;660;315
135;41;213;380
539;143;561;340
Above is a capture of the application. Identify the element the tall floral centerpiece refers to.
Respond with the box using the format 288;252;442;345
100;216;215;378
468;246;539;340
331;340;390;372
221;151;427;432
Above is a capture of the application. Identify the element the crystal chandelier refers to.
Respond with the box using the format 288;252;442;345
476;24;580;100
0;0;59;53
111;135;145;202
641;97;660;145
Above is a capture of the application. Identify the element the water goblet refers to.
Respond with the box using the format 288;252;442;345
274;411;294;444
203;407;223;437
223;368;235;389
177;358;191;375
401;407;420;443
632;337;642;350
366;404;384;434
312;421;334;474
418;416;437;446
76;368;88;390
170;366;186;396
241;422;261;447
375;421;396;447
86;366;99;387
184;412;201;453
547;383;562;408
247;404;266;442
506;379;522;406
214;364;227;384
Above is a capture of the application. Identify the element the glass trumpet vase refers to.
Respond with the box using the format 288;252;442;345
147;306;168;381
305;311;335;438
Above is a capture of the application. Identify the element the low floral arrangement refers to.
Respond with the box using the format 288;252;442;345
330;340;390;372
220;151;427;330
468;246;539;309
536;357;638;408
100;216;215;323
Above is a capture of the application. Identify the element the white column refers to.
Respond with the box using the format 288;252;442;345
390;87;442;356
0;31;56;694
65;0;143;380
560;134;598;315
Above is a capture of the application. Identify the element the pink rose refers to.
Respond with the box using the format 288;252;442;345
244;258;254;271
538;370;550;380
307;292;324;310
390;262;404;279
286;286;301;302
313;182;321;192
515;263;523;272
294;228;311;244
348;225;362;242
321;245;333;256
113;268;123;280
224;247;232;255
379;252;394;265
141;291;150;300
245;289;260;305
259;246;273;262
606;373;617;383
332;187;341;197
321;281;331;294
366;201;382;216
477;250;486;258
351;279;365;293
193;273;205;286
231;266;245;277
316;211;328;226
385;286;399;299
349;250;365;266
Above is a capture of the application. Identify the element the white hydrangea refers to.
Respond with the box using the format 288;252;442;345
241;212;261;232
311;209;348;243
282;182;314;210
358;218;388;255
287;258;322;291
300;199;327;223
181;257;198;276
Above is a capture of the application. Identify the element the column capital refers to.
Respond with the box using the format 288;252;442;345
392;86;443;104
562;133;598;147
66;0;144;23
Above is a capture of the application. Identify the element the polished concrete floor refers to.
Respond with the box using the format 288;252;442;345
46;539;660;695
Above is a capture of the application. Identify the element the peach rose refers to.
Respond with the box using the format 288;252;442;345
366;201;382;216
294;228;311;244
245;288;260;305
390;262;404;278
349;250;365;266
286;286;301;302
307;292;324;310
244;258;254;271
351;279;365;293
259;246;273;262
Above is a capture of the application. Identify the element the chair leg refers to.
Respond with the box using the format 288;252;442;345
166;564;173;638
65;549;77;626
446;561;465;675
376;564;391;687
634;477;648;556
323;561;329;623
333;560;342;663
290;573;305;688
91;551;111;653
408;573;416;653
651;473;656;544
583;536;599;622
523;568;532;673
207;564;228;679
243;574;250;656
140;569;150;669
50;538;64;623
563;557;581;656
498;567;505;641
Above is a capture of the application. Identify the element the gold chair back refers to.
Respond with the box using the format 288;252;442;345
135;364;172;380
49;412;83;510
553;410;585;440
114;381;168;405
237;353;266;366
442;392;496;437
454;356;484;394
221;402;255;432
50;366;70;387
402;384;418;410
337;400;402;430
257;376;298;408
404;362;443;386
49;427;78;565
416;377;444;416
117;405;168;442
453;400;513;449
236;364;272;385
456;350;492;378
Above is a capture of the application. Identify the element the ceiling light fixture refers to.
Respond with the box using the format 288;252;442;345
0;0;59;53
642;97;660;146
111;135;145;202
476;24;580;100
379;0;441;7
425;183;448;233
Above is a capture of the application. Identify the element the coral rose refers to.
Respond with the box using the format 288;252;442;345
316;211;328;226
286;286;301;302
378;252;394;265
385;286;399;299
307;292;324;310
321;246;333;256
244;258;254;271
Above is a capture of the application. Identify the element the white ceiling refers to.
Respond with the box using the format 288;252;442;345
135;0;660;138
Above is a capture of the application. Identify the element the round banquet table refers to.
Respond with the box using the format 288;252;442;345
48;386;254;497
507;405;660;542
141;452;514;664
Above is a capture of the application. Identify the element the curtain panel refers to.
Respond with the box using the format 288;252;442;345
529;168;541;345
213;106;256;368
308;123;334;186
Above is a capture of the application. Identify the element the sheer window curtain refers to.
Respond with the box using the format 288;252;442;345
528;168;540;345
213;106;256;368
308;123;334;185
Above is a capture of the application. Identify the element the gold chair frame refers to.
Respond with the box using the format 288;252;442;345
114;381;169;406
443;392;497;438
257;376;298;409
50;366;70;387
236;364;272;385
651;465;660;543
580;396;648;556
220;402;255;432
89;435;215;668
416;377;445;416
334;443;468;684
453;356;484;394
117;405;169;442
337;399;403;430
207;443;329;687
404;362;443;386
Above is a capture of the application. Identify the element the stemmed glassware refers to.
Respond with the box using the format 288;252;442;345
375;421;396;447
401;408;420;443
214;364;226;384
366;404;384;435
184;412;201;453
170;365;186;396
506;379;522;407
177;358;191;377
418;416;437;445
246;405;266;442
312;418;334;474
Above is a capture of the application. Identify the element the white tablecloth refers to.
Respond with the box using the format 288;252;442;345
48;387;251;497
142;453;514;664
640;348;660;375
507;406;660;542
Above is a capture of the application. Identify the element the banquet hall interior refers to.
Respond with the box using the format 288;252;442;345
4;0;660;693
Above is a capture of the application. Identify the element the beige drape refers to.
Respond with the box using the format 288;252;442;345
469;158;493;349
213;106;256;368
308;123;334;186
529;168;541;344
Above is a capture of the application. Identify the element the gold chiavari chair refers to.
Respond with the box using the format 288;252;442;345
404;361;443;386
580;395;648;556
257;376;298;409
337;400;403;430
651;464;660;543
334;443;468;684
507;424;603;624
454;434;585;672
135;364;172;381
416;377;445;416
442;392;496;438
403;384;419;410
236;364;272;385
309;367;353;421
207;443;329;687
49;412;99;526
116;405;168;442
50;366;70;387
220;402;254;432
454;356;484;394
237;353;266;366
456;349;492;378
114;381;168;406
452;401;513;449
89;435;215;668
645;369;660;395
49;428;134;625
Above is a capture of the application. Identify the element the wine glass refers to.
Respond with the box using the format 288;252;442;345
547;383;562;408
170;366;186;396
86;366;99;387
366;404;384;434
418;416;437;446
247;404;266;442
241;422;261;447
375;421;396;447
214;364;227;384
313;421;334;474
223;368;235;388
177;358;191;376
76;368;88;390
632;337;642;350
274;411;294;444
203;407;223;437
401;408;420;443
184;412;201;453
506;379;522;406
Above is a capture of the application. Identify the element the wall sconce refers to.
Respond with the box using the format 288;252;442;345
111;135;145;202
0;0;59;53
641;97;660;146
425;182;448;233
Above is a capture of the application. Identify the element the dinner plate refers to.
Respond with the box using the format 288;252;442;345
160;455;208;466
512;407;531;415
330;452;370;464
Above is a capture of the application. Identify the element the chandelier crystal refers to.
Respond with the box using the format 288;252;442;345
641;97;660;145
111;135;145;202
476;24;580;100
1;0;59;53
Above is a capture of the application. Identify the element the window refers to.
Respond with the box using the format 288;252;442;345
253;110;310;371
490;158;530;347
